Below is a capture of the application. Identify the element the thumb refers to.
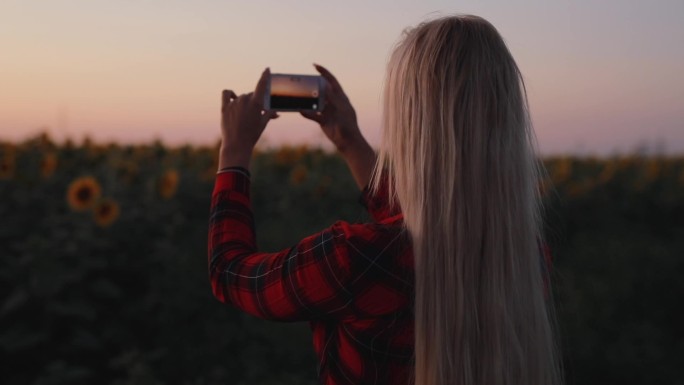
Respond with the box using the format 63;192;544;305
261;110;279;123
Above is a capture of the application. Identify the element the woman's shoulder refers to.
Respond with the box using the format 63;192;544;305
332;213;405;234
328;213;414;293
329;214;409;255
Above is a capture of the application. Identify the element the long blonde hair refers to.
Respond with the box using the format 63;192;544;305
371;15;562;385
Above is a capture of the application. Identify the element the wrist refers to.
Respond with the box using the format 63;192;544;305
338;136;376;190
337;133;370;157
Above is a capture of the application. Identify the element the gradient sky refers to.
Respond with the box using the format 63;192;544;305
1;0;683;154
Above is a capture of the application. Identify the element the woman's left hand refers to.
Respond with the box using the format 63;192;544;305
219;68;279;169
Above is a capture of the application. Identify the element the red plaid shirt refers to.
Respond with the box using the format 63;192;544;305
208;168;415;385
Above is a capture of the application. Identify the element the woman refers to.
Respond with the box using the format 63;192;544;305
209;14;563;385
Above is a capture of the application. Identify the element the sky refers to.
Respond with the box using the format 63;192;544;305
1;0;683;155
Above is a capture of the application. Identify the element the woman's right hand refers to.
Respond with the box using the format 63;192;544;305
301;64;365;154
302;64;376;189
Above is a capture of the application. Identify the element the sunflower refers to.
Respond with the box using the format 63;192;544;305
116;161;139;185
200;166;216;182
0;156;15;180
158;169;179;199
597;160;616;184
67;176;102;211
200;154;219;182
289;164;308;186
643;159;661;184
314;175;333;198
551;157;572;183
40;152;58;178
93;198;120;227
275;145;307;166
565;180;592;199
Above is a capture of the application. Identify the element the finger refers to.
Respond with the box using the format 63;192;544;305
313;64;348;107
222;90;238;111
313;63;342;92
223;89;238;101
320;88;346;114
253;68;270;107
260;110;279;125
300;110;324;123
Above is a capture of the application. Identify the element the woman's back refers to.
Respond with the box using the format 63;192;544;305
309;213;415;384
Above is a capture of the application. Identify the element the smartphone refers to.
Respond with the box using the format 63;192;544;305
265;73;325;112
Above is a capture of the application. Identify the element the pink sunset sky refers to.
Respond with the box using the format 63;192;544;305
1;0;682;155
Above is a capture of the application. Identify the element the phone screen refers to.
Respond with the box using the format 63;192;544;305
268;74;322;111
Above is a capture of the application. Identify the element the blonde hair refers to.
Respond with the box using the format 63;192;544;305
371;15;563;385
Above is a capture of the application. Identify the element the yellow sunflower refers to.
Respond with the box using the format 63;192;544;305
597;160;616;184
643;159;661;184
551;157;572;183
158;169;179;199
275;145;307;166
290;164;308;186
314;175;333;198
200;167;216;182
200;154;219;182
565;181;592;199
0;156;15;180
40;152;58;178
116;161;139;185
67;176;102;211
93;198;120;227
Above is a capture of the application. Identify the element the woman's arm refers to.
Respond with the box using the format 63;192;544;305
300;64;404;220
300;64;376;190
210;67;409;320
338;136;376;190
208;169;411;321
209;169;353;321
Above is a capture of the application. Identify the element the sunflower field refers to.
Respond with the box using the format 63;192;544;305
1;133;683;385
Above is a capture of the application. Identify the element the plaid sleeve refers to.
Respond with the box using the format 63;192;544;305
208;170;410;322
359;172;401;222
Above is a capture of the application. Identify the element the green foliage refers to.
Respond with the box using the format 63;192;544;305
542;157;684;385
0;135;682;384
